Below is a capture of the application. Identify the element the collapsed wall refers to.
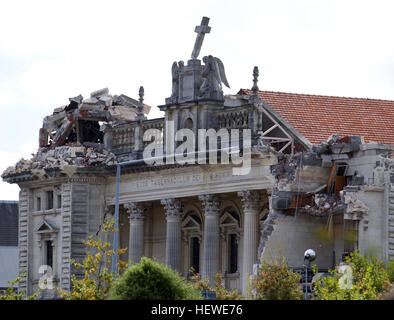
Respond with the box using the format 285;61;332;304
2;88;151;182
260;134;394;265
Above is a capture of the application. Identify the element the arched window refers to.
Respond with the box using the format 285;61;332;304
220;208;241;274
190;236;200;273
228;234;238;273
181;212;202;277
184;118;193;130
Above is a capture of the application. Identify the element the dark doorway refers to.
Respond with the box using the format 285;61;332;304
46;240;53;268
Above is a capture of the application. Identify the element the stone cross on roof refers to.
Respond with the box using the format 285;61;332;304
191;16;211;59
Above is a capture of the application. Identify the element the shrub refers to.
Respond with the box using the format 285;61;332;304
248;256;303;300
313;250;391;300
110;257;202;300
190;269;243;300
386;259;394;283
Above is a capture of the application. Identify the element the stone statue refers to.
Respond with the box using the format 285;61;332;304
199;55;230;100
169;61;184;103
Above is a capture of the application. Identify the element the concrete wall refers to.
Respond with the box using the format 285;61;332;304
353;189;385;259
263;213;340;270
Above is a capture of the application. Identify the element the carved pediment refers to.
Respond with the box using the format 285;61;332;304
182;215;201;230
35;218;58;233
220;211;239;227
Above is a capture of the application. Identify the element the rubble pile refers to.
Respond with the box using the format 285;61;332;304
1;145;117;179
303;193;344;216
2;87;154;181
40;87;151;148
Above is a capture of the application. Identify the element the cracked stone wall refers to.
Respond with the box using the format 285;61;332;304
349;189;385;259
262;213;342;269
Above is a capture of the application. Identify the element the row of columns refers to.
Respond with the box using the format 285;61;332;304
122;190;262;292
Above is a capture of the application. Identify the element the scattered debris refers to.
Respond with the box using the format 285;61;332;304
303;193;344;216
39;88;151;148
271;134;368;217
1;145;117;180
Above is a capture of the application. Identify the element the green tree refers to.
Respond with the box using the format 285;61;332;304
59;219;127;300
110;257;202;300
0;270;40;300
248;256;303;300
313;250;391;300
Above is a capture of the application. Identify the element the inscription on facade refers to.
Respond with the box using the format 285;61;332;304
123;165;272;193
135;173;203;189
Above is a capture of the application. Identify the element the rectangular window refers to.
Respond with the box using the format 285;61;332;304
37;197;41;211
228;234;238;273
46;191;53;210
46;240;53;268
57;194;62;208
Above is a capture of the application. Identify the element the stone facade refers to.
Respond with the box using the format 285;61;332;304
2;17;393;298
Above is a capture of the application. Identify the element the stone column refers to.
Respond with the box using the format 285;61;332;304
199;194;221;286
238;190;261;294
161;199;183;272
124;202;145;263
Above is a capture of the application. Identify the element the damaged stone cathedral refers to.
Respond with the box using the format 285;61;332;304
2;17;394;298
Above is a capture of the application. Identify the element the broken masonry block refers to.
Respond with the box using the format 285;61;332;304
53;106;65;114
53;118;74;146
39;128;48;148
81;97;99;105
98;95;113;107
51;111;67;123
65;94;83;112
42;115;57;132
79;102;106;112
69;94;83;105
90;88;109;98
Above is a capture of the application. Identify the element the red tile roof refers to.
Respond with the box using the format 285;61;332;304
239;89;394;146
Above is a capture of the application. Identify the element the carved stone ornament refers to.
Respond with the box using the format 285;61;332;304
238;190;261;211
161;198;184;219
198;194;221;215
124;202;145;221
343;193;369;220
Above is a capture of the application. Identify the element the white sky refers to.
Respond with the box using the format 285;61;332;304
1;0;394;200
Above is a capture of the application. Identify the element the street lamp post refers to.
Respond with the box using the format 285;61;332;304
303;249;316;300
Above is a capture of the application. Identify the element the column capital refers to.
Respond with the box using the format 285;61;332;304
198;194;221;215
238;190;262;211
161;198;184;220
124;202;146;221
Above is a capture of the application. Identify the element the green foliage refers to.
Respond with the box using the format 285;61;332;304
386;259;394;283
0;270;40;300
313;250;391;300
190;269;243;300
110;257;202;300
248;256;303;300
59;219;127;300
